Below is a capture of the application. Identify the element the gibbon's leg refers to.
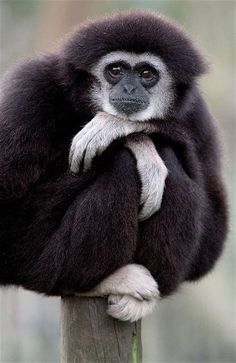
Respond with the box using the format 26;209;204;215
186;178;227;281
135;145;205;296
135;139;227;296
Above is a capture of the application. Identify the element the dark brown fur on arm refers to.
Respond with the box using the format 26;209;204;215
11;148;140;295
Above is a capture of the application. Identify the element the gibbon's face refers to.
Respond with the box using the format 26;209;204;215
91;51;174;122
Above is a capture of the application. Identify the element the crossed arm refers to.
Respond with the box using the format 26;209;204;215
69;112;168;221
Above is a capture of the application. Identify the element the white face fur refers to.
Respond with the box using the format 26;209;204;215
90;51;174;122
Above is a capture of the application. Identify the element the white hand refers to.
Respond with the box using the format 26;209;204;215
69;112;156;173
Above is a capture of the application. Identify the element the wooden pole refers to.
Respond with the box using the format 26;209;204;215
60;297;142;363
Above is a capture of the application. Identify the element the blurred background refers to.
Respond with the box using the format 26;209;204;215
0;1;235;362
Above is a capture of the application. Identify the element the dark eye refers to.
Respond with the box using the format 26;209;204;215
140;69;155;80
109;66;123;77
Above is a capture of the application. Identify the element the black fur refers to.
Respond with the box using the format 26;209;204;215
0;10;228;297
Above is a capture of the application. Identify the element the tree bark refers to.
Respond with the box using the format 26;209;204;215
60;297;142;363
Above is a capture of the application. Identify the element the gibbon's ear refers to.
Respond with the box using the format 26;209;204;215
62;62;97;111
66;63;93;84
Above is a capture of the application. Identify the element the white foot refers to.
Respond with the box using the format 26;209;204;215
73;264;159;321
84;264;159;301
107;294;157;322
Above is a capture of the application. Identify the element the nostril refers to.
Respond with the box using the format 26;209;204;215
124;84;136;94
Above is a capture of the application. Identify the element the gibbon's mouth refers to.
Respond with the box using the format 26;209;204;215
110;97;149;115
111;98;147;105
